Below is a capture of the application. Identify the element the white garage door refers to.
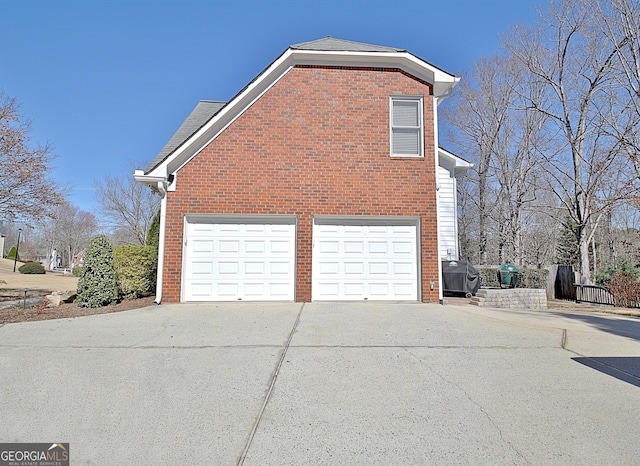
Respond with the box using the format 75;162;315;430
312;218;419;301
183;217;296;301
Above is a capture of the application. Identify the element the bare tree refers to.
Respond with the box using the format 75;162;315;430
443;54;547;265
94;162;161;245
36;203;98;268
0;93;64;221
443;57;508;264
504;0;639;283
594;0;640;176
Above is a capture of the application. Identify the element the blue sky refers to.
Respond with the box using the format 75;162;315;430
1;0;543;215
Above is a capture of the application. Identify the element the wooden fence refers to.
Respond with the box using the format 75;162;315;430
554;265;576;300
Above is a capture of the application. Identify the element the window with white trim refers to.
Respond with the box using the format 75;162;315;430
390;96;423;157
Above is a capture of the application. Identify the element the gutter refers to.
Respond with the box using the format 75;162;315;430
134;170;168;304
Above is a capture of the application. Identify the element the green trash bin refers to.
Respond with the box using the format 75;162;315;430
499;262;519;288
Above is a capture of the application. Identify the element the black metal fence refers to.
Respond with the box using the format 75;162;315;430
575;284;616;306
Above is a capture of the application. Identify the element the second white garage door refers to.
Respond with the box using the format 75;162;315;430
312;218;419;301
183;217;296;301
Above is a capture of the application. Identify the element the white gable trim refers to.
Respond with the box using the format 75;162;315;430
140;48;459;182
438;147;473;174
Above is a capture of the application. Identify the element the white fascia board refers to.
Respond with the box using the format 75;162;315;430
438;148;473;173
134;170;166;186
148;48;460;179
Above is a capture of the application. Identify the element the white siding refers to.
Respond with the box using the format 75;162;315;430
438;165;458;260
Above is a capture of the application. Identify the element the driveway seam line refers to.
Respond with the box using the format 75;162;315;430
237;303;305;466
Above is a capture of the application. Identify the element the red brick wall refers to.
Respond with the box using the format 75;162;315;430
162;65;440;302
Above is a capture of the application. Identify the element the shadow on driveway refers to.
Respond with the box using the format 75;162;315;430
548;311;640;342
573;357;640;388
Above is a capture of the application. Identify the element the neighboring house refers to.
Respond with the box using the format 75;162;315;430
72;250;84;270
135;37;471;303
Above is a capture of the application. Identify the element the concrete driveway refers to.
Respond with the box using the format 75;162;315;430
1;302;639;465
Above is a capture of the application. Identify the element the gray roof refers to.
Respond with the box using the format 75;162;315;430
291;37;405;53
146;100;226;173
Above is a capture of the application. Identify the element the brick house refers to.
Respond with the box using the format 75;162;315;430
135;37;471;303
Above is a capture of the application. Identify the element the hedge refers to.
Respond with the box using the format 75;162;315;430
18;262;45;274
113;245;158;298
477;267;549;289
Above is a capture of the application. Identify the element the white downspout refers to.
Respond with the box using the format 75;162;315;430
155;181;168;304
433;96;444;304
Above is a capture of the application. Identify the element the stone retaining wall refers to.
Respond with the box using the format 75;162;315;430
471;288;547;310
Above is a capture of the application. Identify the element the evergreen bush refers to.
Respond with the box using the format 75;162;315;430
7;246;19;261
18;262;45;274
113;245;158;298
146;211;160;248
555;217;579;268
76;235;118;308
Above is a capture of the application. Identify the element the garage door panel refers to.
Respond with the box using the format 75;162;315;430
192;239;214;254
245;224;265;233
189;283;214;297
318;262;339;275
217;262;239;275
184;220;295;301
393;283;415;297
344;262;365;276
269;261;292;275
191;261;214;275
344;241;364;254
245;241;265;253
368;241;388;254
344;283;365;296
368;283;390;296
313;220;418;301
318;240;339;254
270;240;292;254
368;262;389;275
219;240;240;253
244;262;264;275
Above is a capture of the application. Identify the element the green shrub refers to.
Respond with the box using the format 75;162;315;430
520;268;549;288
72;266;84;277
77;235;118;308
18;262;45;274
477;266;549;289
146;211;160;248
477;267;500;287
7;246;19;261
113;245;158;298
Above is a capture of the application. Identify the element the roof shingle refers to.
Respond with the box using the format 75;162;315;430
291;36;405;53
146;100;226;173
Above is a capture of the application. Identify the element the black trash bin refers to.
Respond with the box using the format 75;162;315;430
442;260;480;298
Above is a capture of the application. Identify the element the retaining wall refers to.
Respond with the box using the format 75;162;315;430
471;288;547;310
